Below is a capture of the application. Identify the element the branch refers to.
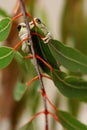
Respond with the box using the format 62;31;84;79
19;0;49;130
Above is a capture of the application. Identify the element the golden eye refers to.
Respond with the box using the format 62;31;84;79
36;18;41;24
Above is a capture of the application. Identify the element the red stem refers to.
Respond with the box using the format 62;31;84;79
31;32;45;39
19;1;49;130
28;111;45;123
26;74;52;87
28;110;59;124
24;55;53;71
13;36;29;50
48;111;59;122
36;55;53;71
26;73;57;112
40;90;57;111
26;75;39;87
14;0;20;14
11;13;23;21
11;13;36;27
26;13;36;27
28;110;60;123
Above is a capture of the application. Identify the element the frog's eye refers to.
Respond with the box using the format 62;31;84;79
17;23;26;32
35;18;42;24
17;25;22;32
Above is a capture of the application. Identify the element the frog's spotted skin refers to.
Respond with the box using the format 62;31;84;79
17;18;53;53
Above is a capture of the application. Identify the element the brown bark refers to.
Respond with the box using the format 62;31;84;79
0;0;34;129
0;21;19;129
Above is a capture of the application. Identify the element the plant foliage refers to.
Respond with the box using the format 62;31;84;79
0;4;87;130
0;17;12;41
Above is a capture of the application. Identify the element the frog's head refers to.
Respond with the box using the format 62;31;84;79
17;22;28;39
17;18;43;40
29;17;42;29
17;23;31;53
17;18;41;34
17;18;53;44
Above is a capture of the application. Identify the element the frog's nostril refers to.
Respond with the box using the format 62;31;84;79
17;25;21;32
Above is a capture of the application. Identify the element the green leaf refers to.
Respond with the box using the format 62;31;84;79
68;99;80;117
14;82;26;101
57;110;87;130
52;70;87;99
0;8;9;17
14;51;37;81
0;17;12;41
38;38;59;70
31;28;59;74
49;39;87;74
14;51;29;72
19;122;34;130
0;46;14;69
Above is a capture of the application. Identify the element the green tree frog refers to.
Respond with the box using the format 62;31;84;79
17;18;53;53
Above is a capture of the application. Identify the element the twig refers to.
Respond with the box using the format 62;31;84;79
19;0;49;130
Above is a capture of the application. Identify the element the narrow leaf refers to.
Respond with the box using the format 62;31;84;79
57;110;87;130
0;46;14;69
0;17;12;41
19;122;34;130
31;28;59;74
14;51;29;72
14;51;37;79
38;38;59;70
49;39;87;74
52;70;87;99
68;99;80;117
14;82;26;101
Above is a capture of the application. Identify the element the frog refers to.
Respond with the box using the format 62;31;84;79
17;18;53;53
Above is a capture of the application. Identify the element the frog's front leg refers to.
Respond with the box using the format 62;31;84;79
42;32;53;43
29;18;53;43
21;41;30;53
